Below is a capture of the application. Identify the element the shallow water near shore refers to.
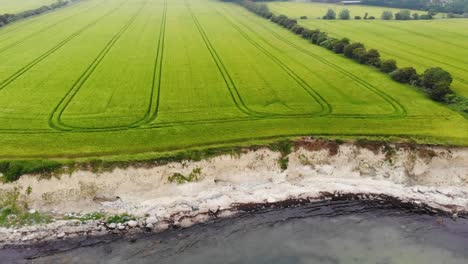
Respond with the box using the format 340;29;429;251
5;200;468;264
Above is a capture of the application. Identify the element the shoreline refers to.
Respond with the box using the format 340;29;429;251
3;195;467;261
1;138;467;248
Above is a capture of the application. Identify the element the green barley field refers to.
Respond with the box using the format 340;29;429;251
268;1;468;97
0;0;466;160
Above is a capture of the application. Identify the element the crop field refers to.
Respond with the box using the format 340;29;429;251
268;2;468;97
0;0;466;159
0;0;56;13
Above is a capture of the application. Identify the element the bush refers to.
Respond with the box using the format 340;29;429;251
344;42;364;58
395;10;412;20
381;10;393;20
339;9;350;20
316;32;328;45
419;13;433;19
321;37;339;50
427;85;452;101
421;67;453;101
364;49;381;66
291;24;304;35
332;38;350;53
368;16;376;19
390;67;419;84
380;59;397;73
300;15;307;19
412;13;419;19
0;160;62;182
323;8;336;20
309;29;321;43
301;28;314;39
364;12;368;19
352;47;367;63
354;15;361;19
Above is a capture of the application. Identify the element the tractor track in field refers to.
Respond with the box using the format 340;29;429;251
47;0;167;131
237;11;407;118
0;0;104;55
0;112;458;135
133;0;167;127
0;0;459;135
49;0;149;131
222;8;400;118
187;1;277;119
0;0;129;93
216;9;331;117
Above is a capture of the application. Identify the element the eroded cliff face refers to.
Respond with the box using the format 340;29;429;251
1;139;467;246
1;139;466;216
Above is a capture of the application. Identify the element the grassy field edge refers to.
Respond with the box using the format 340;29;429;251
1;133;466;182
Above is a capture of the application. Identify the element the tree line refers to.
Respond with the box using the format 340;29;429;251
0;0;73;28
232;0;457;103
320;8;433;20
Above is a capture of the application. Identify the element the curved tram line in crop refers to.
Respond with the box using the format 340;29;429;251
48;0;158;131
234;9;407;119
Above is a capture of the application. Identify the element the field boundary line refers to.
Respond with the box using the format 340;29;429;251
49;0;148;131
0;0;130;93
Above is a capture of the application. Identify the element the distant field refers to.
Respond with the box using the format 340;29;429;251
0;0;466;159
0;0;56;14
268;2;468;97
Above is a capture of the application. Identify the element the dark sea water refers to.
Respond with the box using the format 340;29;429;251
3;200;468;264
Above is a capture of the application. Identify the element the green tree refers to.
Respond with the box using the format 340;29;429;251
421;67;453;101
364;49;381;66
381;10;393;20
412;12;419;19
352;47;368;63
395;10;412;20
339;9;350;20
333;38;350;53
380;59;397;73
344;42;364;58
323;8;336;20
390;67;418;84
